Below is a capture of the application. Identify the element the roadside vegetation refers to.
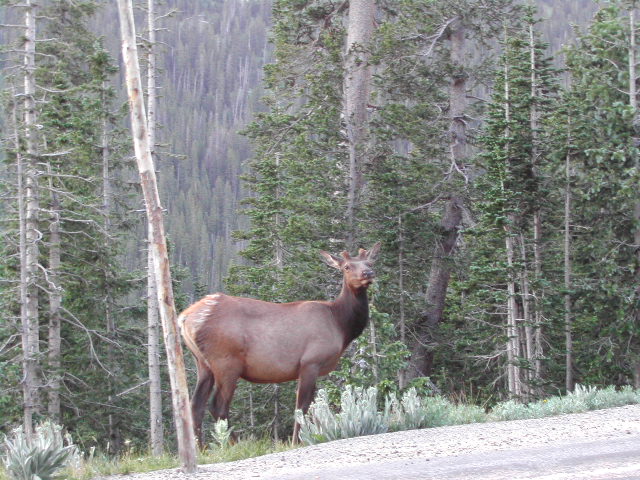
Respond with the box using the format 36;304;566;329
296;384;640;445
2;385;638;479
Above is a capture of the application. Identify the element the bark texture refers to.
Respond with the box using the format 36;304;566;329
344;0;376;246
407;18;466;381
146;0;164;456
117;0;196;470
22;0;41;440
407;196;463;379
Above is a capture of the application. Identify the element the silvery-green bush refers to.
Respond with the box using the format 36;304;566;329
296;387;388;445
489;384;640;421
297;384;639;446
2;421;80;480
387;389;485;431
210;419;234;449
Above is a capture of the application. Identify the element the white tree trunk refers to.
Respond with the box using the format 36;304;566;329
146;0;164;456
344;0;376;245
22;0;40;440
529;22;544;386
564;140;574;392
503;57;521;398
117;0;196;470
47;162;62;422
628;4;640;388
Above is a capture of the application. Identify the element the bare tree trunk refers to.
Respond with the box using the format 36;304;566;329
99;79;122;454
22;0;40;439
117;0;196;470
505;221;521;398
47;162;62;422
397;215;407;389
564;141;574;393
529;22;544;387
272;384;280;442
448;20;467;178
344;0;376;246
146;0;164;456
502;54;521;398
628;4;640;388
519;234;533;400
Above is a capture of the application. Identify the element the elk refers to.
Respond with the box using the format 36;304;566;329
180;242;381;445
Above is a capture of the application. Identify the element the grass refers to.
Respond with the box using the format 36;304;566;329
0;437;294;480
54;438;295;480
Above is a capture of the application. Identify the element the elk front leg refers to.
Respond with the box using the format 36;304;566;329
292;364;319;444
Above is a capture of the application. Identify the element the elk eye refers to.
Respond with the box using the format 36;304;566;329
344;265;350;271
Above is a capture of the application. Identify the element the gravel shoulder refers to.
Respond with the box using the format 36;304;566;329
102;404;640;479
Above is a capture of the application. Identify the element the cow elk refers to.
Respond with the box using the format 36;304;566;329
179;242;381;445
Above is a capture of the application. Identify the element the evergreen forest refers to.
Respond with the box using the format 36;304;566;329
1;0;639;459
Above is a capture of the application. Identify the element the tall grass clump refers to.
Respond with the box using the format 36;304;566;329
296;386;388;445
2;421;81;480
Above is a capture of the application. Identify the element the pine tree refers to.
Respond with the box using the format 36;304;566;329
457;10;558;399
560;1;640;387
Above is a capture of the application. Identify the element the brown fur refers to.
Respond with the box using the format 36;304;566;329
180;243;381;445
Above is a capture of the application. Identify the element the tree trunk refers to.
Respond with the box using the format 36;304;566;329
519;234;533;399
505;221;521;398
406;19;466;381
529;22;544;387
47;162;62;422
22;0;40;440
146;0;164;456
397;215;407;389
502;52;521;398
272;384;280;442
344;0;376;246
407;196;463;379
117;0;196;470
564;141;574;392
628;4;640;387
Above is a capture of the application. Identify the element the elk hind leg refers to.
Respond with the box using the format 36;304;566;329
192;360;215;448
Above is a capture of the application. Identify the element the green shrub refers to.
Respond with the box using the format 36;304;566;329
387;388;485;431
209;419;234;449
489;384;640;422
2;421;80;480
296;387;388;445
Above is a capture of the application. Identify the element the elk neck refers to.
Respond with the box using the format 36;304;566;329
330;279;370;348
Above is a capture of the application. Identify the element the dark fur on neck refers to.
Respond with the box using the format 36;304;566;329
330;281;370;349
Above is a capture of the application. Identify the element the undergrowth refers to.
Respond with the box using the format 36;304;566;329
297;384;640;445
2;385;638;478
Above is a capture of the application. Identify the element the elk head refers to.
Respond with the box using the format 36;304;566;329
320;242;381;291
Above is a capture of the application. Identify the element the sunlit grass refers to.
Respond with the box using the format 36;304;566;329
50;438;295;480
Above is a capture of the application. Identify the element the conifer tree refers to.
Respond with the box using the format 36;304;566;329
561;1;640;387
457;10;558;399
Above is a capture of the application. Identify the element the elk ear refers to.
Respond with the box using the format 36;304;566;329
365;242;381;262
320;251;343;270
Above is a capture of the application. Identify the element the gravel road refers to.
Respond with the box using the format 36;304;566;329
101;404;640;479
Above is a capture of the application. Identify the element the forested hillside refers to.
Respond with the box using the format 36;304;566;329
1;0;638;463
